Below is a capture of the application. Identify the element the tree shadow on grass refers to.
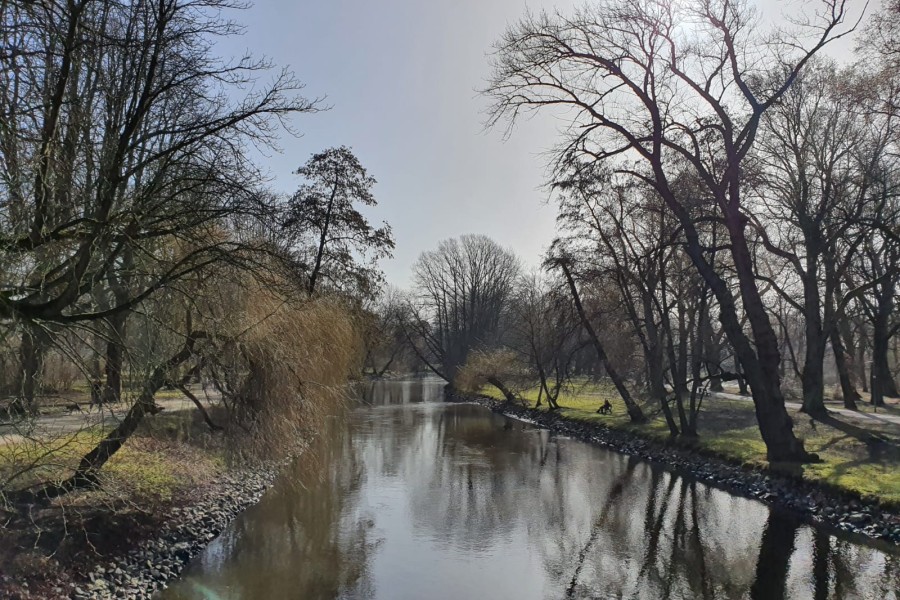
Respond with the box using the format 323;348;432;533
697;399;759;434
809;413;900;462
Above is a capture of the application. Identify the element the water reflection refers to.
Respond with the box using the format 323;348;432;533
160;380;900;599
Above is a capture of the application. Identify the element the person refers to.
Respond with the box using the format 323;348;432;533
597;399;612;415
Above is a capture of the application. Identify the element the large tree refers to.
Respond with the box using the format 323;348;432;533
283;146;394;298
752;61;878;414
509;272;586;411
485;0;859;461
0;0;315;325
410;234;519;383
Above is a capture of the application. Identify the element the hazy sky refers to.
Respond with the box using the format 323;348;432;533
220;0;862;288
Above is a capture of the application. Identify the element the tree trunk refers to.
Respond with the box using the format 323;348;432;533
735;354;749;395
682;289;710;439
680;219;809;461
703;304;724;391
658;182;808;461
30;333;205;497
487;376;517;404
11;326;46;416
375;348;399;378
308;175;340;295
656;370;679;436
800;269;827;415
722;214;809;462
558;261;646;423
800;336;827;415
856;324;869;393
831;323;860;410
872;314;899;402
644;295;676;435
101;311;128;404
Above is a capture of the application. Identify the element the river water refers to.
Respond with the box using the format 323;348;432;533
160;379;900;599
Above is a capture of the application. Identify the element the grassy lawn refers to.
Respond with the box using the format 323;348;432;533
0;410;226;502
481;381;900;505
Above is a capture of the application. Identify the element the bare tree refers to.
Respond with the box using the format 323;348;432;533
0;0;370;500
362;285;412;377
410;235;519;383
548;252;647;423
856;184;900;406
485;0;862;460
0;0;317;327
752;60;878;414
509;271;586;410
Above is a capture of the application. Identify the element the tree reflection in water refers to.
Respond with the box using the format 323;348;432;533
162;381;900;599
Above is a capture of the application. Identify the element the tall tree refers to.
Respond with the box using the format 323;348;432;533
284;146;394;297
549;252;648;423
0;0;317;326
410;235;519;383
509;272;586;410
753;61;875;414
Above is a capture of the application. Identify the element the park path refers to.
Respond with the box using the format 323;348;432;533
5;387;899;448
713;390;900;428
0;394;207;446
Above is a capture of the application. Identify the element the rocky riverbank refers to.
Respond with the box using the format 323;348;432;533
1;458;288;600
67;463;285;600
446;387;900;549
71;463;296;600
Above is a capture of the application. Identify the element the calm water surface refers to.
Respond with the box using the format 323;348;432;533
160;380;900;599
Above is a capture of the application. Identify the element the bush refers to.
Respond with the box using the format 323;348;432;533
456;349;531;401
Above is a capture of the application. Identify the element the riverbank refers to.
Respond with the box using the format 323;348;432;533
447;387;900;549
69;464;284;600
0;406;294;600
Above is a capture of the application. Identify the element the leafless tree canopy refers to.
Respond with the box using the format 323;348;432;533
482;0;899;461
0;2;392;502
0;0;318;325
410;234;520;382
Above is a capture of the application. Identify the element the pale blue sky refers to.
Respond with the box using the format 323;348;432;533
220;0;862;287
218;0;580;287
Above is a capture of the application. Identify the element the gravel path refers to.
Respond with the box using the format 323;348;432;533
0;394;215;446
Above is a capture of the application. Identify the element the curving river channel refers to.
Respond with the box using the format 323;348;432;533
160;379;900;599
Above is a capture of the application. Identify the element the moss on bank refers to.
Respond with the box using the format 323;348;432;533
480;382;900;505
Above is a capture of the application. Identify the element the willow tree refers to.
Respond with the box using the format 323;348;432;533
0;0;316;414
0;0;321;485
485;0;860;461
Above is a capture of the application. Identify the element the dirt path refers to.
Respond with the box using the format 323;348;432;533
0;393;211;446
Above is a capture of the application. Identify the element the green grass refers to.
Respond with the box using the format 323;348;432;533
1;409;225;501
482;382;900;505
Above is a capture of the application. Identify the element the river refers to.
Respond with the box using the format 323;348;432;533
159;379;900;599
